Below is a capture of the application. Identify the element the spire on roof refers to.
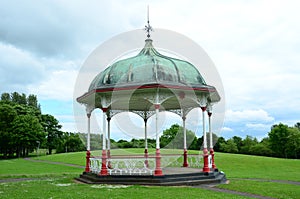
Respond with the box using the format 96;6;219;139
144;5;153;38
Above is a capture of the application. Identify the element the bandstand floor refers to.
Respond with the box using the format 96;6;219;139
76;168;227;186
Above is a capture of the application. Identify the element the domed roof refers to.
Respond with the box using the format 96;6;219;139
88;39;207;91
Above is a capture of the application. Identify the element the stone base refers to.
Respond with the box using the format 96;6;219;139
76;167;227;186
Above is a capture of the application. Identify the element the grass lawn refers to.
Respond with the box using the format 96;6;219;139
0;175;250;199
218;179;300;199
0;159;82;179
1;149;299;198
215;152;300;181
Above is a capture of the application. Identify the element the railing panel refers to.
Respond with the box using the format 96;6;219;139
89;154;203;176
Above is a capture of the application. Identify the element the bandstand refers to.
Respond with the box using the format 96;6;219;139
76;20;227;185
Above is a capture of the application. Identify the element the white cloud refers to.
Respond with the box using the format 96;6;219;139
225;109;274;123
28;69;78;101
245;123;271;130
0;43;45;91
222;127;233;132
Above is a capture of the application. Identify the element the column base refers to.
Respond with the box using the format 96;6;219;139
202;148;210;173
100;150;108;176
182;149;189;167
85;150;91;172
210;148;217;169
154;149;163;176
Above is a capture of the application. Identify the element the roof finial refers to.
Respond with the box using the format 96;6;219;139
144;5;153;38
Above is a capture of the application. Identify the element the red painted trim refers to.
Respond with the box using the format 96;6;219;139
183;149;188;167
85;150;91;172
202;148;210;173
77;83;216;101
201;106;207;111
154;104;160;109
154;149;163;176
101;107;108;112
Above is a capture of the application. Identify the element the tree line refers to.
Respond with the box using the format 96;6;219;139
84;123;299;159
0;92;85;158
216;123;300;159
1;92;299;159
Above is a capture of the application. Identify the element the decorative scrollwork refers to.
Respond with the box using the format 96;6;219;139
89;154;203;176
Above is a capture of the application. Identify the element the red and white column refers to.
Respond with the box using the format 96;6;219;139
107;116;112;168
207;105;217;170
200;97;210;173
85;112;91;173
154;104;163;176
100;108;108;176
144;118;149;168
182;115;188;167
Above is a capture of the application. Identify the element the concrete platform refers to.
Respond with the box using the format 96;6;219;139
76;168;227;186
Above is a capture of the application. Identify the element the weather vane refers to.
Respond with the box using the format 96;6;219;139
144;5;153;38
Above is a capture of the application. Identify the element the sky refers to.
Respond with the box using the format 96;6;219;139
1;0;299;141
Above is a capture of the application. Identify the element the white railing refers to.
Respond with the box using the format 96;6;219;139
89;154;203;176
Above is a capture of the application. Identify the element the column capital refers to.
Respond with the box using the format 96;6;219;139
154;104;160;110
207;112;212;117
201;106;207;111
101;107;108;112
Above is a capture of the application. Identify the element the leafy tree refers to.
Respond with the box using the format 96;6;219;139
0;103;17;158
240;135;258;154
220;138;238;153
1;93;11;101
27;94;40;110
12;114;44;157
41;114;62;155
268;123;290;158
160;124;196;149
56;132;85;153
214;137;226;152
232;136;243;152
286;127;300;158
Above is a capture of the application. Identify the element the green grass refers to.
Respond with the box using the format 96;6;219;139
218;179;300;199
0;159;82;179
0;176;250;199
215;152;300;181
1;149;299;198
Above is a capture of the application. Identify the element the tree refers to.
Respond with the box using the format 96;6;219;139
286;127;300;158
0;103;17;158
240;135;258;154
1;93;11;101
269;123;289;158
12;114;44;157
41;114;62;155
56;132;85;153
160;124;196;149
214;137;226;152
27;94;40;110
232;136;243;152
220;138;238;153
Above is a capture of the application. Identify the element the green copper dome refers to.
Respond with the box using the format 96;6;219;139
88;39;207;91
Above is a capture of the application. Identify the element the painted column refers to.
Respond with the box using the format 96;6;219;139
100;108;108;176
85;112;91;172
182;115;188;167
144;118;149;168
200;97;210;172
207;105;217;169
154;104;163;176
107;116;111;168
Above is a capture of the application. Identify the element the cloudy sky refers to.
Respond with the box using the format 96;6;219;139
1;0;299;141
